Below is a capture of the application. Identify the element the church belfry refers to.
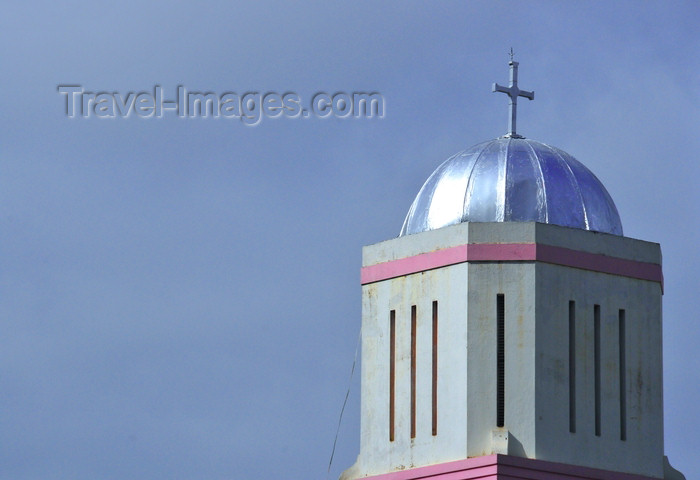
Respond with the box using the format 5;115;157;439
341;57;685;480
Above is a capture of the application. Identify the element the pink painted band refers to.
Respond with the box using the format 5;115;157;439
360;243;663;289
362;454;659;480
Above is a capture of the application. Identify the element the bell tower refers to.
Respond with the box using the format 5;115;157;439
341;58;685;480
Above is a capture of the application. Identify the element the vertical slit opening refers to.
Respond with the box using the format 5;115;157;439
497;294;505;428
569;300;576;433
410;305;417;439
432;301;438;436
389;310;395;442
594;305;601;437
619;309;627;441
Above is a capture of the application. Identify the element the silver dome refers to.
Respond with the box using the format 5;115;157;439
400;137;623;236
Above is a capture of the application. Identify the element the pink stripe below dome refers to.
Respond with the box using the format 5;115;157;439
360;243;663;290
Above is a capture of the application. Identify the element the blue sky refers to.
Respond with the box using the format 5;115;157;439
1;1;699;479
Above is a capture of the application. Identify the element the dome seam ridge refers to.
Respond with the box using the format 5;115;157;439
461;139;493;223
547;143;590;231
523;139;548;224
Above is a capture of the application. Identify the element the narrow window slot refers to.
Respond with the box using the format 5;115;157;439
389;310;395;442
497;294;505;428
594;305;601;437
619;309;627;441
432;300;438;436
410;305;417;439
569;301;576;433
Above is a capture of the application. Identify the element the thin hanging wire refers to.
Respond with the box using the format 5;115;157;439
326;326;361;480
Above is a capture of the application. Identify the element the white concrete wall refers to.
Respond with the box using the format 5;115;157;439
344;222;664;479
358;263;470;475
466;262;537;458
534;263;664;478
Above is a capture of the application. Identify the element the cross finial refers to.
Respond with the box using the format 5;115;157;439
492;51;534;138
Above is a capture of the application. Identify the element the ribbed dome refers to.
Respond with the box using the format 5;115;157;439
400;137;622;236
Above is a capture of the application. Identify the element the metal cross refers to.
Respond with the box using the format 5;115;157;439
492;52;534;138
